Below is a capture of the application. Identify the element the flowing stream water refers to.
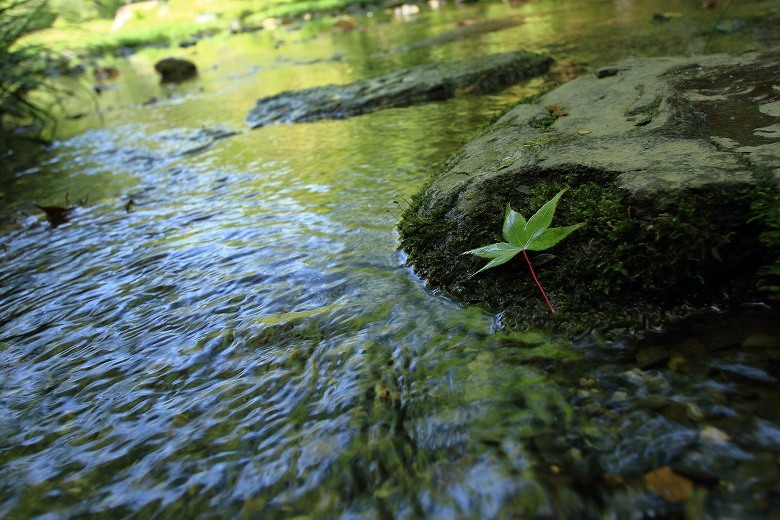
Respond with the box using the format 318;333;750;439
2;1;779;517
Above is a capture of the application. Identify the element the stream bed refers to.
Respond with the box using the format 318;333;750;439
2;0;779;517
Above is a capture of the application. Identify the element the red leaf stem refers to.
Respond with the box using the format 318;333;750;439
522;249;556;316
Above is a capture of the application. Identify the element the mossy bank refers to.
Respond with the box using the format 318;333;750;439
399;48;780;331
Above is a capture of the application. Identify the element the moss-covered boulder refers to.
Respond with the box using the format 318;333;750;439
399;47;779;330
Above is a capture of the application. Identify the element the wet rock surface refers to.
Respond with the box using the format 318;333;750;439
246;50;553;128
399;47;780;328
154;57;198;83
541;306;780;517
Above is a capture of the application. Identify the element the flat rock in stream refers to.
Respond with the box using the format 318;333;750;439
399;47;780;329
246;50;553;128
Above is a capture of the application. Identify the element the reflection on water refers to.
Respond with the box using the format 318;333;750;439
1;0;778;517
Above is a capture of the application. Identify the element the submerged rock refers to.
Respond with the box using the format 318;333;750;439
246;50;553;128
399;47;779;328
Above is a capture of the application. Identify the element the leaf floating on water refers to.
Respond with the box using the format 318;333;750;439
34;193;88;228
34;204;73;227
643;466;694;503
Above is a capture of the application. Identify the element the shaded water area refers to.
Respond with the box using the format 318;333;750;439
2;0;779;517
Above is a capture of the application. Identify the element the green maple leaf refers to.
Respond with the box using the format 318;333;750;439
464;188;582;274
463;188;584;314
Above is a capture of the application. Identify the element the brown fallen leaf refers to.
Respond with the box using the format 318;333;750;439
643;466;694;503
35;204;73;227
546;104;568;117
34;193;88;227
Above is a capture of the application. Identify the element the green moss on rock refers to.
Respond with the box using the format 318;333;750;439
400;167;767;329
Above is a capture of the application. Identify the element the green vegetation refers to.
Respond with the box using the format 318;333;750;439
48;0;125;23
27;0;388;53
241;0;384;20
520;177;763;303
0;0;65;146
464;189;583;315
3;0;385;142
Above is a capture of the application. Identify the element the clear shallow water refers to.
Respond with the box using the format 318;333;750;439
2;0;779;517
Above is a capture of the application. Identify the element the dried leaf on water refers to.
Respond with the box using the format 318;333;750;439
34;194;88;227
643;466;694;503
34;204;74;227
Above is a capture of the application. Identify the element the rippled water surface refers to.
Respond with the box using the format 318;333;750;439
2;0;779;517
